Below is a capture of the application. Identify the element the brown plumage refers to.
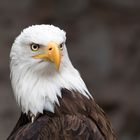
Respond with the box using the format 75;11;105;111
7;89;116;140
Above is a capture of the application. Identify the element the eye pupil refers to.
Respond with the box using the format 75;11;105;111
60;43;63;50
31;44;40;51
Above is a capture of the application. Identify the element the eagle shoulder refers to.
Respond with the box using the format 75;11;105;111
7;114;105;140
7;89;116;140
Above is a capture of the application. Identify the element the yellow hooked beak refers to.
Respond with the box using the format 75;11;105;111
33;42;61;70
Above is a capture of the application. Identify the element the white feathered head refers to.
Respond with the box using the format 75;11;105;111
10;25;90;116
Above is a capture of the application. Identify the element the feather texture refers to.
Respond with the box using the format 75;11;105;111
10;25;91;116
9;25;116;140
7;89;116;140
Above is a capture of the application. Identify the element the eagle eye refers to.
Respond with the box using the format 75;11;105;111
60;43;64;50
30;43;40;51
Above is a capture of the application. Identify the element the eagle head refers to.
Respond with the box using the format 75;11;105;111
10;25;90;116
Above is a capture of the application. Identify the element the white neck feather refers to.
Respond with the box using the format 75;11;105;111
10;55;91;116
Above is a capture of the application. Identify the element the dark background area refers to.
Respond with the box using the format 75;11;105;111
0;0;140;140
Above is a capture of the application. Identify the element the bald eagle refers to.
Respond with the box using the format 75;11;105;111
7;25;116;140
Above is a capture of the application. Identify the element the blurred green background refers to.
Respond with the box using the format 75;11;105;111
0;0;140;140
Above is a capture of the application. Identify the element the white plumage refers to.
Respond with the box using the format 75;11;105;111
10;25;91;116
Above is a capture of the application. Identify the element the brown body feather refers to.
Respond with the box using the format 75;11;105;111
7;89;116;140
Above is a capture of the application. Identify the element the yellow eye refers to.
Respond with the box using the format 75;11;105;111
60;43;64;50
30;44;40;51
